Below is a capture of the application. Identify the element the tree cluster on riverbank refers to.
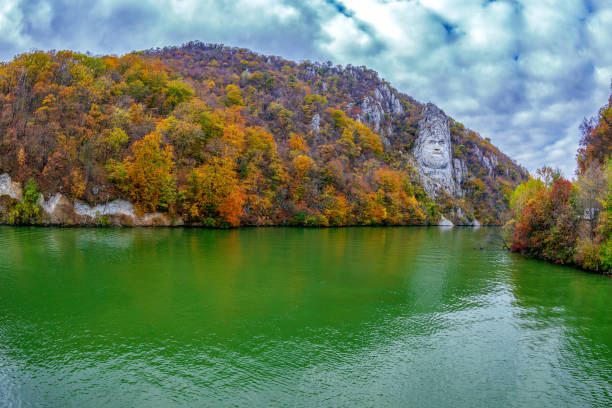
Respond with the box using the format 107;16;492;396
505;87;612;274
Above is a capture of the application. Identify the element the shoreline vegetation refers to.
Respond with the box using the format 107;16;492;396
0;173;490;228
504;87;612;275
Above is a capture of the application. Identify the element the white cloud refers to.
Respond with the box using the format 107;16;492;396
0;1;27;48
311;0;612;176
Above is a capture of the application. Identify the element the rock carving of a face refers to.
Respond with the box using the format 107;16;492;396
415;103;451;170
421;135;449;169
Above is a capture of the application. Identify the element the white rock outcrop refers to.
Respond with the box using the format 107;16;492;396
0;172;181;226
0;173;22;201
452;158;468;192
73;199;183;226
359;96;384;132
38;193;64;214
357;84;404;134
374;84;403;115
438;215;454;227
74;199;135;218
37;193;75;224
311;113;320;134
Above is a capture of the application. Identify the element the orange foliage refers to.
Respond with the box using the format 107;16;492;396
293;155;315;179
218;189;246;227
70;168;86;199
288;133;309;155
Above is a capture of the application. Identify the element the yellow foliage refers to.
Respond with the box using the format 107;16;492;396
123;131;176;214
355;122;383;156
69;63;94;86
188;157;243;226
17;147;26;167
374;168;403;193
362;193;387;225
288;133;309;155
70;168;86;199
330;109;349;129
104;127;129;152
293;155;315;179
246;127;276;155
222;122;246;156
224;84;244;106
323;187;351;226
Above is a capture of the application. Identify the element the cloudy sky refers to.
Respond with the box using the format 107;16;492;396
1;0;611;176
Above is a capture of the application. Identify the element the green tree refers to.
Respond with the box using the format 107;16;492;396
7;179;41;224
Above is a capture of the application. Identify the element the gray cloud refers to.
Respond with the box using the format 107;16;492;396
1;0;611;176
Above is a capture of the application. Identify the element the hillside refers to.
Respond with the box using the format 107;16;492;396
0;41;528;227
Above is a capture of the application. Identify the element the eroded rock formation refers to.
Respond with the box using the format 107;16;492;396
0;173;22;201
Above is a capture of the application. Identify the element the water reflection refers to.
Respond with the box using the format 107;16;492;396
0;226;610;407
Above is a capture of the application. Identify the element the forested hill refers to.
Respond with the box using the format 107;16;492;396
0;41;528;227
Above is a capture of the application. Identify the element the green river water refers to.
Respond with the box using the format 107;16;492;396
0;226;610;407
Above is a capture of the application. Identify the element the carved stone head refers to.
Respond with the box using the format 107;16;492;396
414;103;451;170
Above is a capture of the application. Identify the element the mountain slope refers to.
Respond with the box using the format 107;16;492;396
0;42;528;226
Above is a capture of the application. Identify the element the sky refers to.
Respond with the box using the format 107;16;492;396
1;0;611;176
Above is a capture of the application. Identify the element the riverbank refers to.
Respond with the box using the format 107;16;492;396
0;173;484;228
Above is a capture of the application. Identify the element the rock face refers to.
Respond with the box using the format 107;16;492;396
1;175;182;227
0;174;22;201
358;84;404;135
438;215;454;227
311;113;320;134
73;199;182;226
360;96;385;132
414;104;457;196
73;199;135;219
38;193;76;224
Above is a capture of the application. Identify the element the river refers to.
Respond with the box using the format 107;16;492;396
0;226;610;407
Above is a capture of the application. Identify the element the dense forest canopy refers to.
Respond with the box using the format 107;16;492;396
0;42;528;227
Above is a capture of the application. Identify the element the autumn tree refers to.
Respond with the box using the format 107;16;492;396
224;84;244;107
108;131;176;214
164;79;194;113
577;92;612;172
187;157;244;227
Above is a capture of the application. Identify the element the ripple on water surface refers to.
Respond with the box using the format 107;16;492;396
0;226;610;407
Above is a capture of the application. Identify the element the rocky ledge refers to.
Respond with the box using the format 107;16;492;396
1;173;182;227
